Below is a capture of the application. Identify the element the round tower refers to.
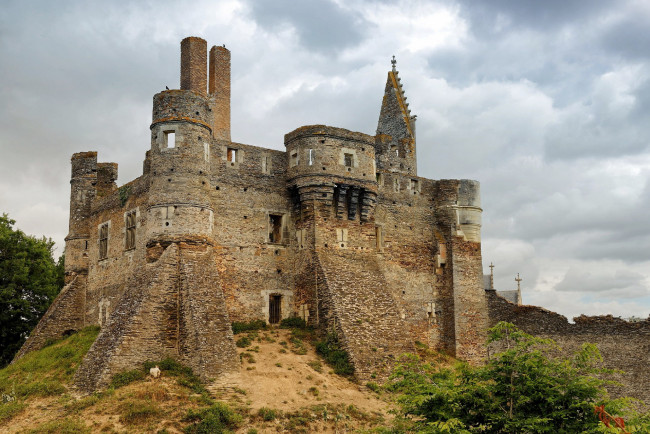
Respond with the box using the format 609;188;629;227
64;151;97;282
284;125;378;223
145;37;214;245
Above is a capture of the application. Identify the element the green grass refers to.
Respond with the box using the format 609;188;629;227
0;326;100;399
257;406;280;421
183;402;243;433
0;400;27;424
119;399;160;425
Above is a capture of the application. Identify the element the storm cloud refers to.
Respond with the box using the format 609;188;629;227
1;0;649;320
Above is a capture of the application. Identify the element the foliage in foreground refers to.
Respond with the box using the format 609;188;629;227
111;357;208;395
386;322;650;433
0;214;65;367
231;319;267;335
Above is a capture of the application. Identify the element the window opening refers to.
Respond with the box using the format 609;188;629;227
375;226;384;250
290;152;298;167
165;131;176;148
410;179;419;192
99;223;109;260
269;214;283;243
262;155;271;174
125;211;136;250
308;149;314;166
227;148;237;162
344;153;353;167
269;295;282;324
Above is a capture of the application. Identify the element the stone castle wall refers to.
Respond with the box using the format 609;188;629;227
487;291;650;402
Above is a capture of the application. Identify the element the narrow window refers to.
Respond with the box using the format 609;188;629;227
344;153;353;167
99;223;109;260
262;155;272;174
203;143;210;162
376;173;383;186
410;179;419;192
290;152;298;167
393;178;400;192
227;147;237;162
375;226;384;251
269;214;283;243
125;211;136;250
308;149;314;166
165;131;176;148
269;294;281;324
391;144;398;157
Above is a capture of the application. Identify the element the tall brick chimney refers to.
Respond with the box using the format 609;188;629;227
209;45;231;141
180;37;207;95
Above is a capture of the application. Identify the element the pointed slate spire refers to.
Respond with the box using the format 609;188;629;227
375;56;417;175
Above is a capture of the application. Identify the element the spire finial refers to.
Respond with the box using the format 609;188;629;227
391;55;397;71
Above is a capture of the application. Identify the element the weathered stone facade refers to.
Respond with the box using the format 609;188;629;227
15;37;645;400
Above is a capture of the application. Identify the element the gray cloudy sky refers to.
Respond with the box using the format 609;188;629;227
1;0;649;320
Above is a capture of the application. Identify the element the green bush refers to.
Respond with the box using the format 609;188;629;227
236;336;252;348
258;406;279;421
183;402;243;433
386;322;650;433
315;332;354;377
280;317;308;329
231;320;267;335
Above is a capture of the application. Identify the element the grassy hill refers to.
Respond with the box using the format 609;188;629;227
0;324;407;433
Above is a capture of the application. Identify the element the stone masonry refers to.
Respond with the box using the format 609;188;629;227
14;37;647;400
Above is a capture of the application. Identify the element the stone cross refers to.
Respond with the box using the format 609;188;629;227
515;273;522;291
489;262;495;289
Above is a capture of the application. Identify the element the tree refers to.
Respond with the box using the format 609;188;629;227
0;214;63;367
386;322;647;433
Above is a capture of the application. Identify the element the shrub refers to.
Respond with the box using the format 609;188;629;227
231;320;267;335
315;332;354;377
183;402;243;433
280;317;308;329
366;382;380;393
236;336;252;348
258;406;279;421
308;360;322;373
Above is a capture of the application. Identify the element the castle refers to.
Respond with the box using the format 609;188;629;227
15;37;649;400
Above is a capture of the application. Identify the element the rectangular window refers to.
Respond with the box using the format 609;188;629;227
376;173;383;186
125;211;136;250
262;155;272;174
393;177;400;192
308;149;314;166
227;147;237;162
165;131;176;148
99;223;109;260
410;179;419;192
290;152;298;167
344;153;353;167
269;214;283;243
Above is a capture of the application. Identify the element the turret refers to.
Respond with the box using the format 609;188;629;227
285;125;378;223
146;37;219;245
64;152;97;282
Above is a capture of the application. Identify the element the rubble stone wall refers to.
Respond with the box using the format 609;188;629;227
487;291;650;402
